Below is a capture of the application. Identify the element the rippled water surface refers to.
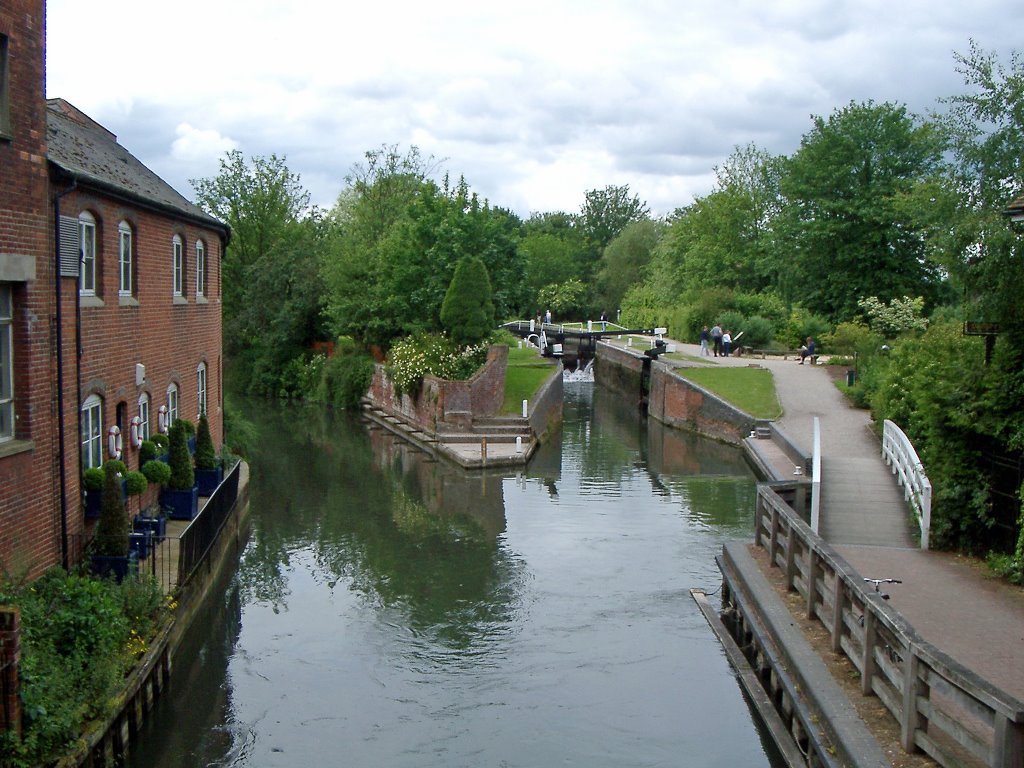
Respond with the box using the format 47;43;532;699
129;384;783;768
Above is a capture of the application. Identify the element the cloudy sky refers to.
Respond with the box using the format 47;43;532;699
45;0;1022;219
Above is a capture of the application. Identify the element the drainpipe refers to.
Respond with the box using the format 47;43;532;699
53;179;77;571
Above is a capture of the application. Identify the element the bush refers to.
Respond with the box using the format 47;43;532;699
141;460;172;486
104;458;127;476
139;439;158;464
316;350;375;410
0;569;167;767
739;315;775;349
124;471;148;496
82;467;104;492
441;256;495;347
166;421;194;491
385;333;489;396
94;462;129;557
194;413;218;470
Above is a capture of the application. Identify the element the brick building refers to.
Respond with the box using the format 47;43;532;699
0;0;229;578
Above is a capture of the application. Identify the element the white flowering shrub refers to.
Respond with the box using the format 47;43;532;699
386;334;490;395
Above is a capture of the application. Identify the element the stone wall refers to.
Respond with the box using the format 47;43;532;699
369;345;508;434
648;364;756;444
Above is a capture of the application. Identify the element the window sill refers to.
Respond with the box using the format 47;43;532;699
0;438;34;460
172;296;189;306
119;295;139;308
80;295;105;308
196;295;208;305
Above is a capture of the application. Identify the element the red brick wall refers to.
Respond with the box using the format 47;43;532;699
369;345;507;434
65;189;225;497
0;0;63;578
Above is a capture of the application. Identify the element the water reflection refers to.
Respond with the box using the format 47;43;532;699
129;385;783;768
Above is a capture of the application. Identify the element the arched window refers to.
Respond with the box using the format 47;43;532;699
196;240;206;297
79;212;97;295
197;362;207;416
138;392;151;442
166;383;179;427
118;221;133;296
81;394;103;469
172;234;184;296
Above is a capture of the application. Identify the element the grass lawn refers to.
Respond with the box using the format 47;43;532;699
502;346;558;414
680;366;782;420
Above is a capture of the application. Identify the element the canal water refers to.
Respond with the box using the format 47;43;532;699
128;383;784;767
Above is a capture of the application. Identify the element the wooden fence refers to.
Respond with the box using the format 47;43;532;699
754;484;1024;767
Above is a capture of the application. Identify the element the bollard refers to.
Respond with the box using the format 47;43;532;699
522;400;528;418
481;436;488;462
516;436;523;453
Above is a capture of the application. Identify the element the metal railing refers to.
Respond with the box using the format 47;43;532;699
882;419;932;549
754;485;1024;767
177;460;241;587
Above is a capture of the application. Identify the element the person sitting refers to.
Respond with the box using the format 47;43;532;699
799;337;816;364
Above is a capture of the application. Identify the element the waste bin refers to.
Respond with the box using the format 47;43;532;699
846;369;856;386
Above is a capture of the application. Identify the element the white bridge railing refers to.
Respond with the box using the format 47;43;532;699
882;419;932;549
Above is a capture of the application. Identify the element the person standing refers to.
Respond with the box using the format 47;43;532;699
544;308;552;325
710;323;723;357
722;329;732;357
699;326;710;356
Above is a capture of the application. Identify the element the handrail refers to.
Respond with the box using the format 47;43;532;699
753;485;1024;767
881;420;932;549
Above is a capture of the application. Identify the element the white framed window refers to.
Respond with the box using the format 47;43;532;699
138;392;150;442
172;235;184;296
0;284;13;441
81;394;103;469
196;240;206;297
197;362;207;416
166;383;179;428
79;212;97;295
118;221;133;296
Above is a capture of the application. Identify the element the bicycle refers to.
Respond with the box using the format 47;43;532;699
863;577;902;600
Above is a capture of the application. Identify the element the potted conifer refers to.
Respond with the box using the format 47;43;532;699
90;461;134;581
193;413;223;496
159;420;198;519
83;466;105;518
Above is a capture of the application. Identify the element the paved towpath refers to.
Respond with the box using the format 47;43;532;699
659;341;1024;701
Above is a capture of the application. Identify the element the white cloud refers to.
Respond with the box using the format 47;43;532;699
170;124;238;164
45;0;1024;217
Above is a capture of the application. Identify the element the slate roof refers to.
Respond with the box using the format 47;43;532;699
46;99;228;238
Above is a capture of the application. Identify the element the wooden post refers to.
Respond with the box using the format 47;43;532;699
768;503;780;567
784;522;797;591
0;607;21;737
861;609;877;695
830;574;845;654
805;549;819;620
993;713;1024;768
900;646;924;753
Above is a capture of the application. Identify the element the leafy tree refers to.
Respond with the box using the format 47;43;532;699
441;256;495;347
857;295;928;337
596;219;665;313
537;279;588;319
579;184;650;254
324;161;526;348
191;152;326;394
777;101;945;320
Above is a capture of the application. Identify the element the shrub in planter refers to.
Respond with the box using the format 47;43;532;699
93;462;130;561
151;432;169;452
195;413;217;470
142;459;172;486
139;438;158;464
125;470;148;496
194;413;223;496
161;420;198;520
83;466;105;518
105;458;128;477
